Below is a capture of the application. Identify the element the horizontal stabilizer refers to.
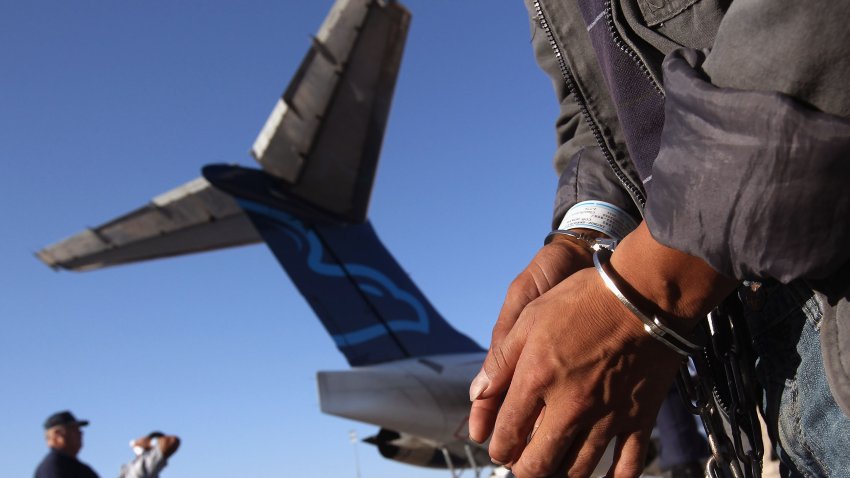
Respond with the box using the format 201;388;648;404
37;0;409;271
37;178;261;271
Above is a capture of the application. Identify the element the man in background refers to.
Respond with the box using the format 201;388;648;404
34;410;99;478
119;431;180;478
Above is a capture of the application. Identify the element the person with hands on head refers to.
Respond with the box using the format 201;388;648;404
119;431;180;478
469;0;850;476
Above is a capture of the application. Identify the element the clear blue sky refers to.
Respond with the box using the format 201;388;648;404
1;1;560;476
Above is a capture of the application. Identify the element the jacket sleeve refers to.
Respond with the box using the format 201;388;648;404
526;1;641;230
550;101;642;231
644;0;850;295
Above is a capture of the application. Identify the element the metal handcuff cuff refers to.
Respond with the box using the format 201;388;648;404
546;229;700;356
544;229;618;252
547;229;764;478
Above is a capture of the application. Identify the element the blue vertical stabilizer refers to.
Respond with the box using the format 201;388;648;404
203;165;483;366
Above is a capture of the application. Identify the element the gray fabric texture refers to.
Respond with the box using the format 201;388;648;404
703;0;850;117
525;0;646;227
552;145;641;229
636;0;700;27
629;0;728;55
641;0;850;420
646;49;850;288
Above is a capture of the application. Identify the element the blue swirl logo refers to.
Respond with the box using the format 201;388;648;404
237;199;430;347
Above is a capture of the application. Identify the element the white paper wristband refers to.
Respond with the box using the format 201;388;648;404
557;201;638;241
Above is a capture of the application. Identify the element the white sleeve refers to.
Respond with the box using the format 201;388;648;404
120;448;167;478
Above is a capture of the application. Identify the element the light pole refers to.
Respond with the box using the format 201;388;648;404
349;430;362;478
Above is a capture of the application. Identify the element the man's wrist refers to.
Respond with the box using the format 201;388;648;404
555;200;638;240
594;248;701;356
546;228;609;254
545;228;615;251
132;437;154;450
609;222;738;330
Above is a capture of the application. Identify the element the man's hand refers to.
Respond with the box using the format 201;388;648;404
468;222;738;476
131;432;180;458
468;232;601;442
156;434;180;458
131;436;155;451
472;267;682;477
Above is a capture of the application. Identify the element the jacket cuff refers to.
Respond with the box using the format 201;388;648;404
552;145;641;230
646;49;850;285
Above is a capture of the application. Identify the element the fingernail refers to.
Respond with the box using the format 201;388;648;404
469;370;490;401
491;458;504;466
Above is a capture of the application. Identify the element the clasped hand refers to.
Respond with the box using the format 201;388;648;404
468;244;682;477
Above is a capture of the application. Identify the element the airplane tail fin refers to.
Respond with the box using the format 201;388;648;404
251;0;410;224
204;165;483;366
206;0;482;366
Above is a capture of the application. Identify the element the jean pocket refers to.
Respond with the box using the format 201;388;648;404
745;286;850;476
744;282;820;340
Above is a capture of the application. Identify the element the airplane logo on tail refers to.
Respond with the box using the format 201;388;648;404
236;197;431;347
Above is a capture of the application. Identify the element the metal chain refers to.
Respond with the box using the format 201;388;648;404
675;295;764;478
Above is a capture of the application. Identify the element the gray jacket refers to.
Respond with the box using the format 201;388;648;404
523;0;850;416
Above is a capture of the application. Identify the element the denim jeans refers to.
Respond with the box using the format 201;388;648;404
743;282;850;477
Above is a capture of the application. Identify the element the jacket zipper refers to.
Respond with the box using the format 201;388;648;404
603;0;663;96
532;0;646;209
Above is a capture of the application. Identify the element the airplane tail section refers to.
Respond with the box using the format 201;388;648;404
204;165;483;366
38;0;484;366
251;0;410;224
37;0;409;271
203;0;483;366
